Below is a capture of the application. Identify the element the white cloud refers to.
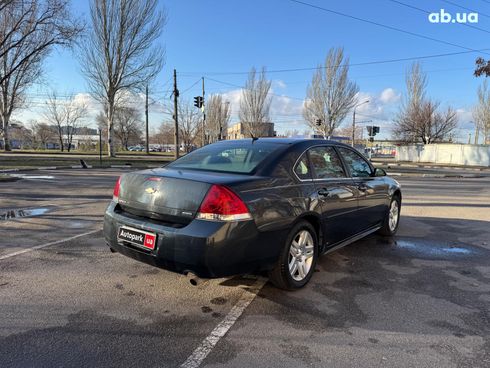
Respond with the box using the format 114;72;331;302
379;88;401;104
273;80;287;89
199;86;402;136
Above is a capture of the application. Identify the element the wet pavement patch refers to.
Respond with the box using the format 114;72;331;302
0;207;51;220
380;237;484;259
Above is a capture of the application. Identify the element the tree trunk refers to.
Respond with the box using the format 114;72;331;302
2;127;11;151
107;101;116;157
1;110;11;151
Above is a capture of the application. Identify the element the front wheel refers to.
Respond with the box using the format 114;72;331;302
268;220;318;290
378;195;401;236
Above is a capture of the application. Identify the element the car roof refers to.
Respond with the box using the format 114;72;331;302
217;138;351;148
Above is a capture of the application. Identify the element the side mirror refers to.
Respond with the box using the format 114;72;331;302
374;168;387;177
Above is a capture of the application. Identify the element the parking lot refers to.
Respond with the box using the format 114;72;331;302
1;169;489;368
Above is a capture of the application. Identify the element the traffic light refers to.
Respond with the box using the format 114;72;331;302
315;119;322;126
367;126;380;136
193;96;203;108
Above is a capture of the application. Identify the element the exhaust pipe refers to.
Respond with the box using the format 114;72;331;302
186;272;206;286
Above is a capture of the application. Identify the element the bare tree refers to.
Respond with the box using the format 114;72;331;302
303;47;359;139
30;120;56;149
239;67;272;137
157;121;175;148
81;0;166;157
206;95;231;142
395;100;458;144
177;101;200;153
394;63;458;144
114;106;143;150
473;80;490;144
0;0;82;151
336;125;364;142
43;92;88;151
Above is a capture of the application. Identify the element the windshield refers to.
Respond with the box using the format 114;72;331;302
167;142;284;174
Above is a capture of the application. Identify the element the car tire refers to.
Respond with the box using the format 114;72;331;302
378;194;401;237
268;220;318;290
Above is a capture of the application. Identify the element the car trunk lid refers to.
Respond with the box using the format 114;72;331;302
117;171;213;225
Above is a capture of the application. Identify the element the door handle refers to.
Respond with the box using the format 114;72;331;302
318;188;330;197
358;183;368;192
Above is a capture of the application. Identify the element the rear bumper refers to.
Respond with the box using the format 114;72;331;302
103;202;285;278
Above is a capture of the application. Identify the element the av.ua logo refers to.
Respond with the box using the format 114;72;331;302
428;9;478;24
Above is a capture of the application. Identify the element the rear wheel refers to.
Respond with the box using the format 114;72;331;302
269;220;318;290
378;195;401;236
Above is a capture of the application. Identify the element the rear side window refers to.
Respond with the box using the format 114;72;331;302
294;153;311;180
167;142;283;174
308;146;346;179
337;147;373;177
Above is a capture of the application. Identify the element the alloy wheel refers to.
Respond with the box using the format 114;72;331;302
288;230;314;281
389;200;399;232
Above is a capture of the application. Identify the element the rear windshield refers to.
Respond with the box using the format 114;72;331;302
167;142;284;174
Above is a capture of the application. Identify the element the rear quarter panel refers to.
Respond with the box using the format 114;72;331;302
231;148;322;233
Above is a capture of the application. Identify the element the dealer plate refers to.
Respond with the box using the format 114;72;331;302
118;226;157;250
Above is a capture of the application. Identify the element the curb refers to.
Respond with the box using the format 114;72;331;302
374;162;490;172
0;165;159;173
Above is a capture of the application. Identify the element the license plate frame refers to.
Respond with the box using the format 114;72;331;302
117;226;157;250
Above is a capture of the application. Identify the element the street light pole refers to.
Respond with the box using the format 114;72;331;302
352;100;369;147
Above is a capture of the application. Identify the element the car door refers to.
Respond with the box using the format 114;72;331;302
336;146;389;230
306;145;359;247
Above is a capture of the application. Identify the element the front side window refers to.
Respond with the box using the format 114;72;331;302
337;147;373;178
308;146;346;179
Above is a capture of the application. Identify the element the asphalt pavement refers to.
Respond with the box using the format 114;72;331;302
0;169;489;368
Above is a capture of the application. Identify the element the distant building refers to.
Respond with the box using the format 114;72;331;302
0;122;33;149
227;122;275;140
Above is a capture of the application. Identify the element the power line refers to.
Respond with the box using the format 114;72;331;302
388;0;490;34
287;0;490;54
204;76;305;101
440;0;490;19
178;48;489;76
180;78;202;94
356;113;392;122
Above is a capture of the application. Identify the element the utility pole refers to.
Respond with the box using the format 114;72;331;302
352;109;356;147
352;100;369;147
145;84;149;154
173;69;180;159
202;77;206;147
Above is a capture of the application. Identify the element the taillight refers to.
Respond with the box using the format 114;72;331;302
196;185;252;221
113;177;121;202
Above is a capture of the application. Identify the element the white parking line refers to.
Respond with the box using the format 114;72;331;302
0;229;101;260
180;277;267;368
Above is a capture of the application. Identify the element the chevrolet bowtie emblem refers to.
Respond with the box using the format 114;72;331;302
145;187;157;194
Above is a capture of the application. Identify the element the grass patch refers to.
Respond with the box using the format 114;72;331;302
0;155;174;170
0;173;20;182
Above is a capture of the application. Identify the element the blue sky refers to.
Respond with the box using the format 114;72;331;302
19;0;490;141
